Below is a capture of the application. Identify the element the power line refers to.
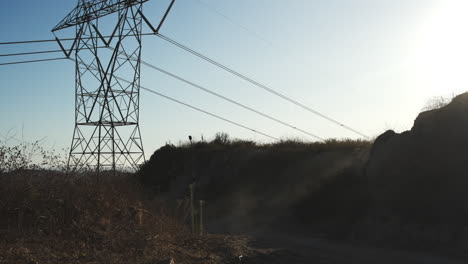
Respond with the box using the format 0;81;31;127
139;60;324;141
112;47;321;140
0;57;68;66
0;49;64;57
192;0;273;46
156;33;370;139
0;46;108;57
0;33;156;45
115;76;279;141
0;39;59;45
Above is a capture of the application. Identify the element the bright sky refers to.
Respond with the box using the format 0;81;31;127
1;0;467;157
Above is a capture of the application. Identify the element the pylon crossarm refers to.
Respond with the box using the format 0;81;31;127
52;0;149;32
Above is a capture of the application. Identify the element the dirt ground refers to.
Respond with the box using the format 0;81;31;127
244;233;466;264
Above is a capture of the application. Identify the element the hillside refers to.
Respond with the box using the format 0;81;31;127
364;92;468;249
139;138;371;236
139;92;468;255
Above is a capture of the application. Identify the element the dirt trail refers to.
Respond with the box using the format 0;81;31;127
246;233;465;264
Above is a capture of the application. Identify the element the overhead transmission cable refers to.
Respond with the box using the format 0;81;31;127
0;57;68;66
155;33;370;139
116;77;279;141
0;33;156;45
192;0;273;46
0;46;108;57
138;60;324;141
110;46;323;140
0;49;65;57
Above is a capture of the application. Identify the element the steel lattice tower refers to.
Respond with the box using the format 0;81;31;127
53;0;151;172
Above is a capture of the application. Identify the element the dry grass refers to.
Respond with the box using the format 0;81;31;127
139;134;371;195
0;170;250;264
176;132;371;150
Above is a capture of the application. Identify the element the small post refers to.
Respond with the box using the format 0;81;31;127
136;202;143;226
190;184;195;233
199;200;205;235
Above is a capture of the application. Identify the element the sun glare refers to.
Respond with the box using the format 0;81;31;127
413;0;468;97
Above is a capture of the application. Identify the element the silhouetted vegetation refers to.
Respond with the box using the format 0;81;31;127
139;134;372;238
138;134;371;199
0;141;250;264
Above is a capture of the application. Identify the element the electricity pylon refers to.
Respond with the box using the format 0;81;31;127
52;0;174;172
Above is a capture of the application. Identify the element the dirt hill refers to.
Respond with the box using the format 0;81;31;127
364;92;468;248
368;92;468;218
139;92;468;253
139;138;371;236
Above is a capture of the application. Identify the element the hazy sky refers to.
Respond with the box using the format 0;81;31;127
1;0;467;156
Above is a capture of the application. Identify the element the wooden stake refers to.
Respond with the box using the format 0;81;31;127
190;184;195;233
199;200;205;235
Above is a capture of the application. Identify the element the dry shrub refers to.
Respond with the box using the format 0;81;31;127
0;172;184;236
421;95;452;112
0;170;250;264
0;139;253;263
0;170;252;264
